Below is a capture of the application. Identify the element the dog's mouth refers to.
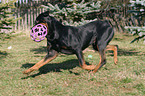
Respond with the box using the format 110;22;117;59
30;23;48;42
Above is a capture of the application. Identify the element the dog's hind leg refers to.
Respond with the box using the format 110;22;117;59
23;50;58;75
106;45;118;64
91;49;106;73
75;50;96;70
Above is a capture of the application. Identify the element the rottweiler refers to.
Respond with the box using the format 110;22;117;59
23;11;118;74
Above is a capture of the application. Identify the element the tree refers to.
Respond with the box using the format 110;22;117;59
0;0;21;40
0;0;20;32
41;0;101;26
125;0;145;43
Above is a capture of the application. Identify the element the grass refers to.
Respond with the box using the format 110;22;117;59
0;32;145;96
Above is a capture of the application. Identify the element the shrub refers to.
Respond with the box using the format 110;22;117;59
125;26;145;43
41;1;101;26
0;0;21;40
125;0;145;43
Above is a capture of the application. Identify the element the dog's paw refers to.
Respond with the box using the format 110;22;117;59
82;64;96;70
22;70;30;75
22;69;34;75
114;59;118;65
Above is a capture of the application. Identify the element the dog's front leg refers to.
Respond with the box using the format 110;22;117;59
23;50;58;75
75;50;96;70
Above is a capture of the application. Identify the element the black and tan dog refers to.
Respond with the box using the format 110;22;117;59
23;11;118;75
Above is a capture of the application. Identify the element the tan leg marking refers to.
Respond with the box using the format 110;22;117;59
23;53;58;75
106;45;118;64
79;58;96;70
91;52;105;73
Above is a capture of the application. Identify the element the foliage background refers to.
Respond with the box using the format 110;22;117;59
0;0;21;40
41;0;145;43
0;0;145;95
125;0;145;43
1;0;144;39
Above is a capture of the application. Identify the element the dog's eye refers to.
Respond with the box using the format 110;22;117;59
42;20;46;23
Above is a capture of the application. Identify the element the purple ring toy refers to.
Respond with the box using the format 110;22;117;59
30;24;47;42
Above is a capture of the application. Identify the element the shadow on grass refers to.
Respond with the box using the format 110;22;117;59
21;59;81;79
0;51;8;59
23;45;144;78
117;48;141;56
30;46;47;54
107;48;144;56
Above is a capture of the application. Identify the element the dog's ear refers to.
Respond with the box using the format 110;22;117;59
43;11;49;17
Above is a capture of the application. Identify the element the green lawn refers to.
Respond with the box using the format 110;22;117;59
0;32;145;96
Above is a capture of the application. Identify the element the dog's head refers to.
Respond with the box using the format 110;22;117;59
34;11;59;40
34;11;50;29
35;11;49;24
